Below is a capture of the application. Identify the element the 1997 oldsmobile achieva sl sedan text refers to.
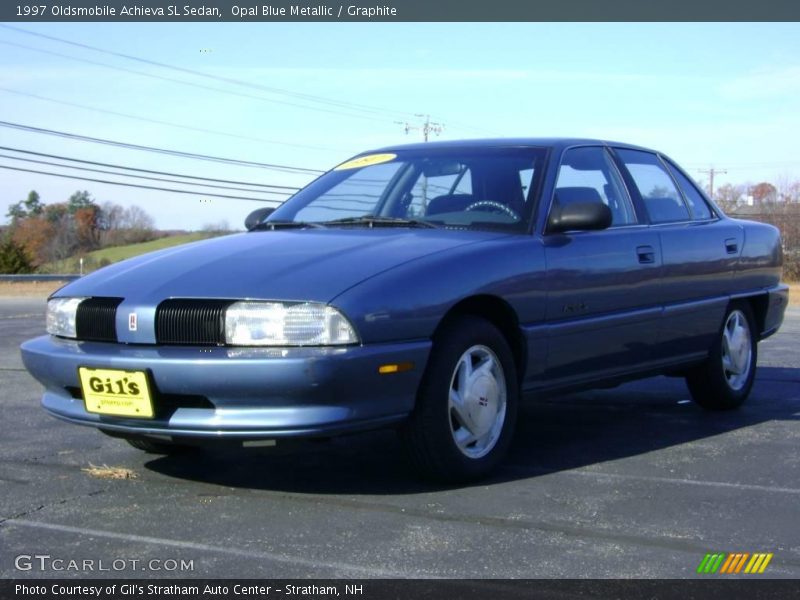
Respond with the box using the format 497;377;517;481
21;139;789;481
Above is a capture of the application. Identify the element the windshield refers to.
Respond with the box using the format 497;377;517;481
266;147;547;231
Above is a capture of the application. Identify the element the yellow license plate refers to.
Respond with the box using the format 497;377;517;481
79;367;154;418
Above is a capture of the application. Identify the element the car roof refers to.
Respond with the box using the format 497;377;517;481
370;137;655;153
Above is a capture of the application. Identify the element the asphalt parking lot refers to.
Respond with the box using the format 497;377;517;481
1;296;798;579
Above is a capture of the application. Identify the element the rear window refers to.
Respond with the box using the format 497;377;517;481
616;149;691;224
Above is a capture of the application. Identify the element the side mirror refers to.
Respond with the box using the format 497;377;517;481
548;201;612;233
244;207;275;231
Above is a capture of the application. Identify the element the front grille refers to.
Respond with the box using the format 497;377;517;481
76;297;123;342
155;299;233;345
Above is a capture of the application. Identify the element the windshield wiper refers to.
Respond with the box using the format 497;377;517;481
250;220;326;231
322;216;438;229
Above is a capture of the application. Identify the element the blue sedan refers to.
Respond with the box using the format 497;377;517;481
21;139;789;481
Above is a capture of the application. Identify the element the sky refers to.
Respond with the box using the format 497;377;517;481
0;22;799;230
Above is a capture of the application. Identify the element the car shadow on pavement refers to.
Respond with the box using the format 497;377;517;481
143;368;800;494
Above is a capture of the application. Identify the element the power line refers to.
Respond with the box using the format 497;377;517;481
0;146;300;191
0;38;393;124
0;153;294;196
0;24;414;121
397;114;444;142
0;121;325;175
2;32;506;152
0;164;284;203
0;86;336;153
435;117;501;137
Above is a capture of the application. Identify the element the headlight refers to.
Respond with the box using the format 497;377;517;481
224;302;359;346
46;297;86;338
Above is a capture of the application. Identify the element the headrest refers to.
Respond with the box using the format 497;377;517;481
554;187;602;206
426;194;475;216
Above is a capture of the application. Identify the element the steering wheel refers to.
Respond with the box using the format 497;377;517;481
464;200;521;222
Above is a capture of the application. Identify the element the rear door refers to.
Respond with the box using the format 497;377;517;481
542;146;662;386
613;149;741;361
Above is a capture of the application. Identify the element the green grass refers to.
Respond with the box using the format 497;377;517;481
88;233;214;262
41;232;222;274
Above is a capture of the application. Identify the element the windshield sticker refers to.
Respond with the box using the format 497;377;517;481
334;153;397;171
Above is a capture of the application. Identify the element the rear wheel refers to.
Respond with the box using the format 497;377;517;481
401;316;518;482
686;302;757;410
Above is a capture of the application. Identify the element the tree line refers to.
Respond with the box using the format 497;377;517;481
1;190;156;273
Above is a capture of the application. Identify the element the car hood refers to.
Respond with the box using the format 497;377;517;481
56;229;506;304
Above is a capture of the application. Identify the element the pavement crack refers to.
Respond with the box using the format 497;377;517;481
20;444;104;463
0;489;106;526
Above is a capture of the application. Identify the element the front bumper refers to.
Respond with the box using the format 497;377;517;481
20;336;430;440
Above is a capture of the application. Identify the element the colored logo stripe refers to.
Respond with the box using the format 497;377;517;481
745;553;774;574
697;553;726;573
698;552;773;574
719;553;749;573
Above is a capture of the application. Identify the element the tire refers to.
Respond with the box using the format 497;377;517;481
401;315;519;482
686;302;758;410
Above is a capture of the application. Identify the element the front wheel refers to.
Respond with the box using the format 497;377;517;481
401;316;518;482
686;302;757;410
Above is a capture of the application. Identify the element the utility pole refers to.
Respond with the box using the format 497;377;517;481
394;114;444;212
698;167;727;200
396;114;444;142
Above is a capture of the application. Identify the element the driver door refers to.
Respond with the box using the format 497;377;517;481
542;146;663;387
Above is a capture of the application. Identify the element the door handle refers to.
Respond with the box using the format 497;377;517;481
725;238;738;254
636;245;655;264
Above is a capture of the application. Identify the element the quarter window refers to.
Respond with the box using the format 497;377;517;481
616;149;690;223
555;147;636;226
519;168;535;200
664;161;714;220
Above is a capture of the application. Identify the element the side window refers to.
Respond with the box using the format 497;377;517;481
616;149;690;223
664;161;714;220
555;147;636;226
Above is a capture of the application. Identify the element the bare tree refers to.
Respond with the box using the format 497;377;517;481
120;206;155;244
714;183;746;213
123;205;155;231
98;201;125;231
775;176;800;203
96;202;156;246
202;219;231;233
